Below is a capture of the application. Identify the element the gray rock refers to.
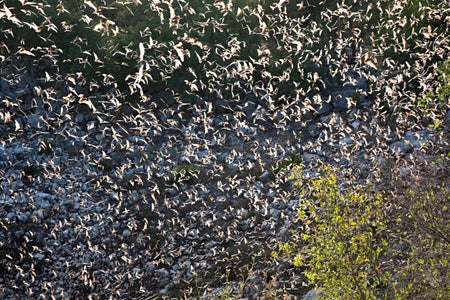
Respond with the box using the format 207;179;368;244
351;120;361;129
6;212;15;221
302;152;317;163
389;141;413;156
445;110;450;131
226;133;241;146
213;114;233;127
17;212;29;222
74;113;84;123
145;262;156;273
303;289;321;300
34;253;45;260
241;100;257;120
271;208;281;218
0;79;12;96
404;130;429;149
188;228;198;238
14;87;30;99
196;149;209;159
122;229;131;237
307;124;321;138
258;171;271;182
343;74;367;89
339;137;354;146
32;210;44;220
156;268;170;287
34;195;51;210
158;289;168;296
0;145;6;160
331;89;355;112
317;102;333;115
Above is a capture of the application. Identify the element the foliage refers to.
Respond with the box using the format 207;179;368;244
389;184;450;299
1;0;449;111
289;165;390;299
170;164;199;186
98;157;115;172
23;162;41;177
270;152;302;179
417;59;450;129
283;164;450;299
0;0;105;78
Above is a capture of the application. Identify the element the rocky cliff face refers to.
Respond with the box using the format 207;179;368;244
0;50;449;298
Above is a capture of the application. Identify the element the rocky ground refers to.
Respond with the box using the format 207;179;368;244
0;55;448;299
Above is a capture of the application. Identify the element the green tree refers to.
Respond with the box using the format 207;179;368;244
285;164;449;299
1;0;105;78
289;166;390;299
